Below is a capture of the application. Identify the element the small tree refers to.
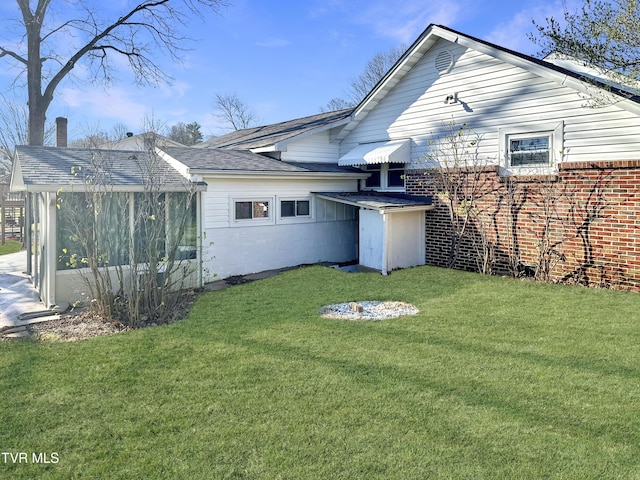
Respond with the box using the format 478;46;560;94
424;121;496;272
57;138;199;325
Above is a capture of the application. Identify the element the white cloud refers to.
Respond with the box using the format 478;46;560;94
58;86;149;125
355;0;463;43
485;0;581;55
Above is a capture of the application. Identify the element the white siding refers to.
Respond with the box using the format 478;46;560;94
341;39;640;168
200;176;359;281
388;211;425;270
280;130;341;163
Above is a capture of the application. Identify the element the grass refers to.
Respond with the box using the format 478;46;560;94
2;265;640;478
0;239;22;255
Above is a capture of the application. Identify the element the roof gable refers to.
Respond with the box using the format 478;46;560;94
336;24;640;141
197;108;353;152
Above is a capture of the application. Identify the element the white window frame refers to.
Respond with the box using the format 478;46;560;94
230;197;274;226
278;196;314;224
361;162;406;191
499;121;564;175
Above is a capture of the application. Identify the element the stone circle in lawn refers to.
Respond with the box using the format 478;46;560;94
319;301;419;321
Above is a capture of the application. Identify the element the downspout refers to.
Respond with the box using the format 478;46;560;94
381;211;389;276
197;191;203;288
49;192;57;307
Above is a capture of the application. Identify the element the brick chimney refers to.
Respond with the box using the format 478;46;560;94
55;117;68;147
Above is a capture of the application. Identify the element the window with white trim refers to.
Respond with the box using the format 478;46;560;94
234;200;270;221
499;122;564;173
281;199;310;218
362;162;405;190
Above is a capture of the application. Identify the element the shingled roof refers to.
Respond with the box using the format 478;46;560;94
196;108;353;151
11;146;196;192
159;147;364;176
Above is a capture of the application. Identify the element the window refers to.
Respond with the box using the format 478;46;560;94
235;200;269;220
364;164;382;188
281;200;310;218
499;122;563;173
387;162;405;187
509;135;550;166
362;163;405;190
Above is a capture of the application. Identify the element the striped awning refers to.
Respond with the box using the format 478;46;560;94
338;139;410;166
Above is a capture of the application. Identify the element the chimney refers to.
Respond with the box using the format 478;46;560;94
55;117;68;148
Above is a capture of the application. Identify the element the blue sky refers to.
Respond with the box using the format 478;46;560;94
0;0;576;141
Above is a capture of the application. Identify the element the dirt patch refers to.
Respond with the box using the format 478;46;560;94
28;291;199;342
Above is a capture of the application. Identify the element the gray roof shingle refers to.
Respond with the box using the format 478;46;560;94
15;145;193;190
160;147;364;175
196;109;353;150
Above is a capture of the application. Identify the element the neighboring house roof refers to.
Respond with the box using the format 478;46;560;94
336;23;640;141
195;109;354;152
101;132;186;151
11;146;198;192
158;147;365;178
315;191;434;213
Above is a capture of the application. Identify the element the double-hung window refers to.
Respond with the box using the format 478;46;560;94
508;135;550;167
500;122;563;173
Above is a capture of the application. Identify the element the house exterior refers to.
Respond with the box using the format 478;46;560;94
11;23;640;308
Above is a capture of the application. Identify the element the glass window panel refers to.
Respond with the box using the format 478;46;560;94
296;200;310;216
235;201;252;220
281;200;295;217
509;136;550;166
254;201;269;218
388;169;405;187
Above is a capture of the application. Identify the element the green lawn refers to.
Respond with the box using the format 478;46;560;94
2;265;640;479
0;239;22;255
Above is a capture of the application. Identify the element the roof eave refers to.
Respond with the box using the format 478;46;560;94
193;170;368;180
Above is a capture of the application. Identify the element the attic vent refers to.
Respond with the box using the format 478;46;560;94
435;50;453;74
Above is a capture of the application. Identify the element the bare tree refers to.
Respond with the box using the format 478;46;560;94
424;121;496;272
57;134;199;325
0;0;228;146
214;92;258;131
321;44;406;111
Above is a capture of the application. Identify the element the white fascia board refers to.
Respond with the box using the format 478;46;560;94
9;158;25;192
25;183;206;193
336;27;440;142
196;171;368;181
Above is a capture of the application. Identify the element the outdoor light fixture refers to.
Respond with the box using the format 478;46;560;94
444;92;458;104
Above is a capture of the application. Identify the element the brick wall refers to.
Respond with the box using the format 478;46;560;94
406;160;640;290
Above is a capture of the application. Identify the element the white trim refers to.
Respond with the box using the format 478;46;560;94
499;121;564;175
229;196;275;227
277;196;314;224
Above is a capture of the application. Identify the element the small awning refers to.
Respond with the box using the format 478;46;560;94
338;139;410;166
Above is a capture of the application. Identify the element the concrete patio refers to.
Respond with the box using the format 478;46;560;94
0;250;55;338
